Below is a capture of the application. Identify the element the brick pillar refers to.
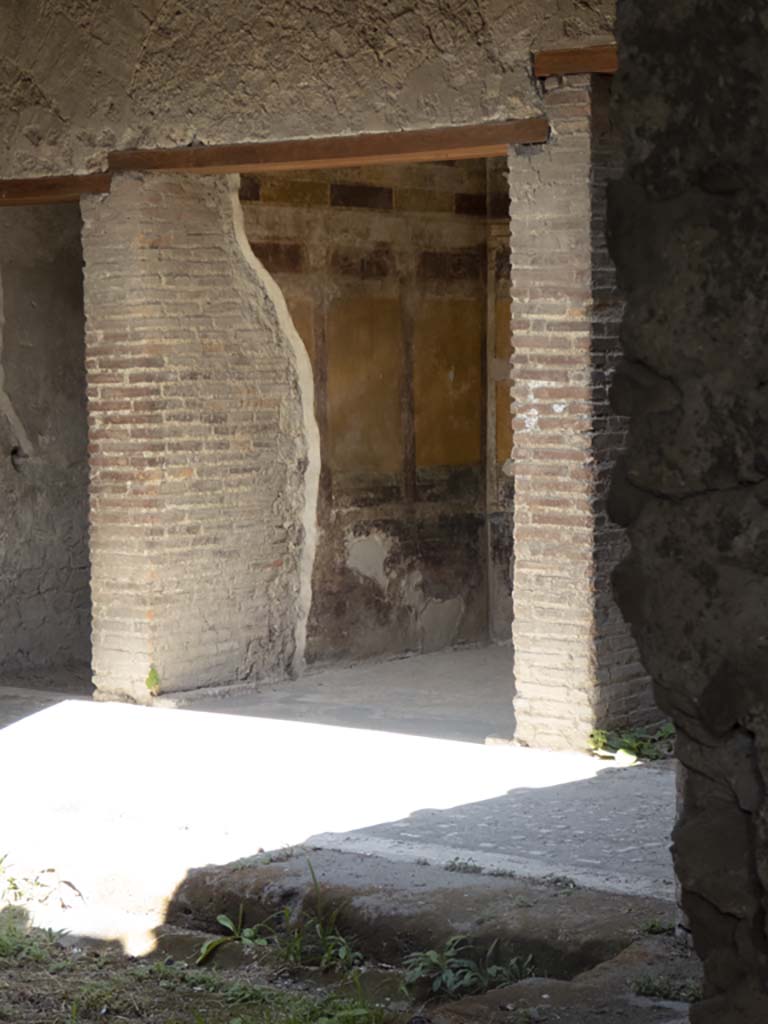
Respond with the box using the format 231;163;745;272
81;173;319;701
508;75;654;749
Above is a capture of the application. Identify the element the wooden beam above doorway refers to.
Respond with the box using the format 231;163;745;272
0;117;550;207
533;43;618;78
0;172;111;207
107;118;550;176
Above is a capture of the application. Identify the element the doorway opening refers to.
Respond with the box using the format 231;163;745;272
0;204;92;705
241;156;515;727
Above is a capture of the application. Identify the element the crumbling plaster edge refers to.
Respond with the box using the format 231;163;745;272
226;174;320;678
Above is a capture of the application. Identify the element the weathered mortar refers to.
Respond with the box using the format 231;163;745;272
81;172;318;699
610;3;768;1019
0;1;615;179
0;205;90;673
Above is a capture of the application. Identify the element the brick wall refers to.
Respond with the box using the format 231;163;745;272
81;172;318;700
508;75;656;749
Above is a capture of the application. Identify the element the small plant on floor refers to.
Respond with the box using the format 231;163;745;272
0;906;57;963
274;906;363;973
0;855;55;907
403;935;534;1000
643;918;675;936
271;862;363;973
196;904;269;965
589;722;675;763
486;867;517;878
145;665;161;695
544;874;578;890
444;857;482;875
198;861;363;974
632;974;703;1003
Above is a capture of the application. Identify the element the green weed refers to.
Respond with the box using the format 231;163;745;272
198;861;362;974
444;857;482;875
643;919;675;936
485;867;517;878
632;974;703;1003
589;722;675;762
0;906;56;963
196;905;270;965
403;935;534;1000
174;988;389;1024
0;852;82;911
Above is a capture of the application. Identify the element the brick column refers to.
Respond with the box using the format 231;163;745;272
81;173;319;700
508;75;654;749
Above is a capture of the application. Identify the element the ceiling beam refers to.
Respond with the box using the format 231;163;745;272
0;172;111;207
108;118;550;176
534;43;618;78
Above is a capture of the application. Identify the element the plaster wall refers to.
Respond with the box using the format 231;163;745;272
0;205;90;672
0;0;615;179
242;161;512;663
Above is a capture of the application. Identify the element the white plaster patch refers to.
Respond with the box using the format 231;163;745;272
522;407;539;431
346;532;392;591
553;402;567;413
228;177;320;677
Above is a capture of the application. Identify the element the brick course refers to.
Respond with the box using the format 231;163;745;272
508;75;656;749
81;172;317;700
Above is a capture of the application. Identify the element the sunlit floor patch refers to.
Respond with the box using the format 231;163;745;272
0;700;674;954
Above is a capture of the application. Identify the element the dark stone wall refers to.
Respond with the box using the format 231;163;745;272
609;4;768;1019
0;205;90;673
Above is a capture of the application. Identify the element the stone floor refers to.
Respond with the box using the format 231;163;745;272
0;646;676;954
174;644;520;743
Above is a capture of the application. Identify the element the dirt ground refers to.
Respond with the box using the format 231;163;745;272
0;905;402;1024
0;880;702;1024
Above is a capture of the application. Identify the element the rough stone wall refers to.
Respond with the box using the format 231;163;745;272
509;74;654;750
0;1;615;179
81;172;318;700
241;161;506;664
0;205;90;673
610;4;768;1019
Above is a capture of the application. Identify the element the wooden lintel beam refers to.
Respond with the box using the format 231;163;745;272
108;118;549;176
0;118;550;207
0;172;111;207
534;43;618;78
